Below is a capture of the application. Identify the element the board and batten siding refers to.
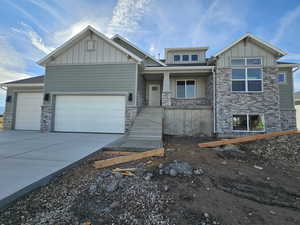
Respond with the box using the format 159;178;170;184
45;64;137;105
217;40;276;67
278;67;294;109
48;33;134;66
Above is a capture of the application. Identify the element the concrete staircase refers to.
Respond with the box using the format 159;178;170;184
128;107;163;141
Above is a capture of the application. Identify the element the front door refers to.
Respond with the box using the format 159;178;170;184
149;84;161;106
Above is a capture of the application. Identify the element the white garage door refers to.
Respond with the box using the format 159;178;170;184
296;105;300;129
54;95;126;133
15;93;43;130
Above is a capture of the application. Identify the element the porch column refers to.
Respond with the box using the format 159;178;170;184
162;72;171;106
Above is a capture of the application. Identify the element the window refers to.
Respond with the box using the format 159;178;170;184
176;80;196;98
233;114;264;132
278;73;286;83
174;55;180;61
232;68;262;92
182;55;189;61
231;58;262;66
191;55;198;61
86;40;96;51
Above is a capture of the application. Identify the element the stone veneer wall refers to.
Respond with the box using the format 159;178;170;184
3;112;13;130
162;92;171;107
41;104;54;132
125;106;137;131
206;75;213;105
215;67;281;137
280;109;297;130
171;97;210;107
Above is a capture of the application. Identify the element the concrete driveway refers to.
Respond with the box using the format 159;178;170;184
0;131;122;207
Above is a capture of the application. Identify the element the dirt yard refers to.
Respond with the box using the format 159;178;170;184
1;134;300;225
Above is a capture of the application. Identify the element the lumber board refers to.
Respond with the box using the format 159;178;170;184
198;130;299;148
103;151;135;156
94;148;164;169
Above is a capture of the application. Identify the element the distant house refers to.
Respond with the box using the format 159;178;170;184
1;26;299;137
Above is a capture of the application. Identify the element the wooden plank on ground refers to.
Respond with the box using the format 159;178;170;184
94;148;164;169
198;130;299;148
103;151;135;156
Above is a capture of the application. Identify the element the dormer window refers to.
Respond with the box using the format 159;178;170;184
191;55;198;61
174;55;180;62
87;40;96;51
182;55;189;61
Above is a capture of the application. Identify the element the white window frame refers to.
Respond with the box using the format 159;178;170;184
232;113;265;132
278;72;287;84
231;67;263;92
174;55;181;62
176;79;197;99
182;55;189;61
191;54;199;61
86;40;96;51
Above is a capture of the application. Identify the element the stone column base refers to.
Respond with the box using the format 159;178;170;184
41;105;54;132
162;92;171;107
3;112;13;130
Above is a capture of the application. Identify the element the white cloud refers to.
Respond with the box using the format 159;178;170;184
107;0;152;35
4;0;48;33
271;5;300;44
27;0;66;25
12;22;55;54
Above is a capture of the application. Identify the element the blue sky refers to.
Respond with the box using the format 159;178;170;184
1;0;300;112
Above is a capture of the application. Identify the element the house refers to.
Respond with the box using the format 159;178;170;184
1;26;299;138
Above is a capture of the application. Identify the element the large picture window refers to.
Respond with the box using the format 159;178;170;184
232;68;262;92
176;80;196;98
233;114;264;132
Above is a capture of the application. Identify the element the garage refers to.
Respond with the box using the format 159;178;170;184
54;95;126;133
15;92;43;130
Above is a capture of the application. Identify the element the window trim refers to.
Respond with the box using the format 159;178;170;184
182;55;189;61
174;55;181;62
86;40;96;51
232;113;265;132
191;54;199;61
278;72;287;84
175;79;197;99
231;57;262;67
231;67;263;93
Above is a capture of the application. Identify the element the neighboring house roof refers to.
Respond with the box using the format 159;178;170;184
213;33;287;58
111;34;166;66
3;75;44;86
37;26;143;66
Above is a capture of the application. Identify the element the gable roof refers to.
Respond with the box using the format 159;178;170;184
214;33;287;58
37;26;143;66
3;75;44;86
112;34;166;66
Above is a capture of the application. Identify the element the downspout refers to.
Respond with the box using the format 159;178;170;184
212;66;216;134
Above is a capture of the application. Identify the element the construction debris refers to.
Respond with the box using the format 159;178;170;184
198;130;299;147
94;148;164;169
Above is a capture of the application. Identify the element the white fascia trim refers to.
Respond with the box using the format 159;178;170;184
144;66;214;71
37;26;143;66
112;34;167;67
4;84;44;87
214;33;287;58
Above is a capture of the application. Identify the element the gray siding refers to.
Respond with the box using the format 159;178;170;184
217;39;276;67
278;67;294;109
48;33;134;66
45;64;137;105
113;38;161;67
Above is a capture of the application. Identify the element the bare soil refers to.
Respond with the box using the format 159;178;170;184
1;134;300;225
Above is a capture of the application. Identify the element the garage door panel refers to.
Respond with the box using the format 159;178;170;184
15;93;43;130
54;95;125;133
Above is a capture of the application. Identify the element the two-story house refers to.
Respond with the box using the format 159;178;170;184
2;26;298;139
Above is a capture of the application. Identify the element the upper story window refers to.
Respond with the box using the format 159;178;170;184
191;55;198;61
232;68;262;92
182;55;189;61
174;55;180;62
176;80;196;98
86;40;96;51
278;73;286;83
231;58;262;66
